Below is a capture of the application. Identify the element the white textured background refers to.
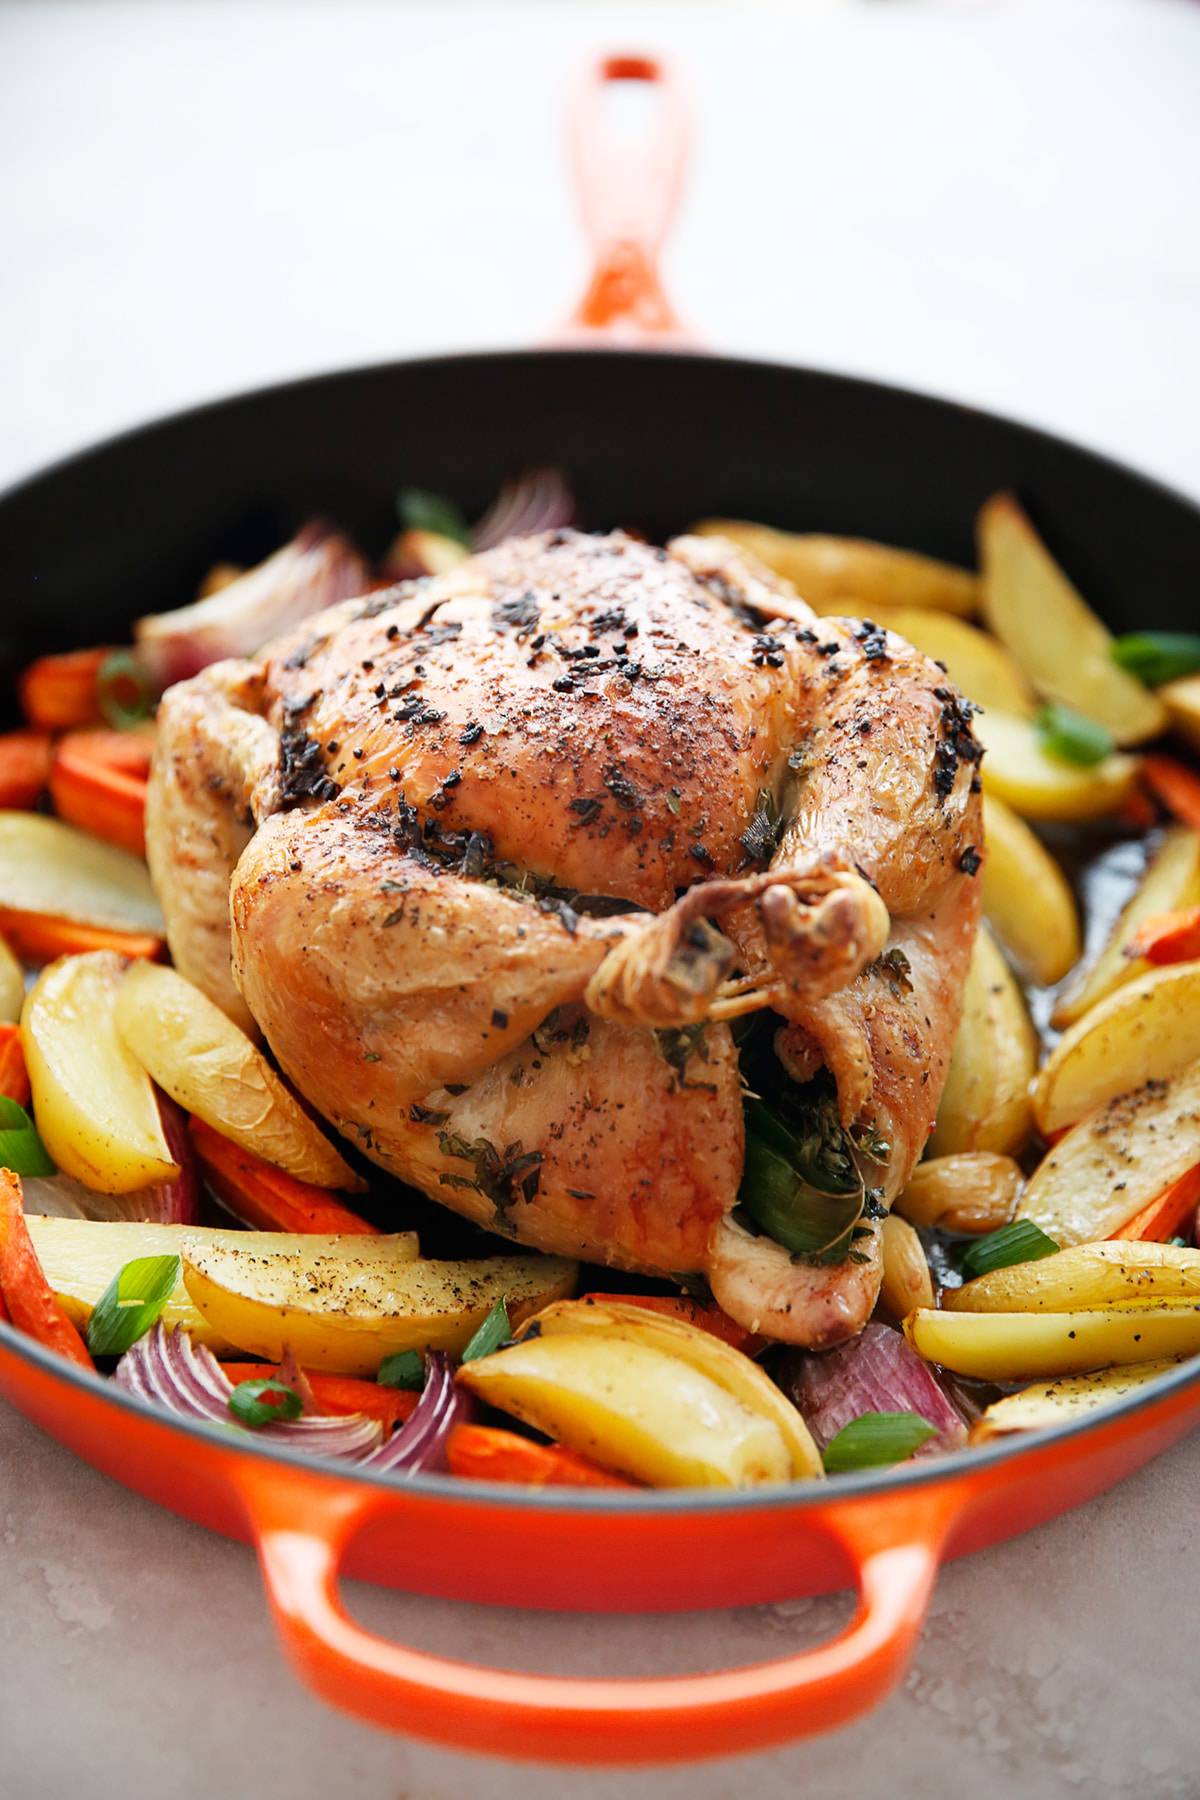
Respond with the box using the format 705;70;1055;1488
2;3;1199;1796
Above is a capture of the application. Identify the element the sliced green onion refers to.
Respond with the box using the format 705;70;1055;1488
97;649;155;730
396;487;470;547
378;1349;425;1390
1112;632;1200;688
86;1254;181;1357
0;1096;55;1178
960;1219;1060;1280
822;1411;937;1473
228;1377;303;1429
1035;702;1114;768
460;1296;510;1363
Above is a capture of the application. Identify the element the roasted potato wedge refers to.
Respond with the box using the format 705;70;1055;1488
970;1361;1183;1442
527;1299;822;1479
1160;674;1200;755
1019;1058;1200;1245
0;933;23;1024
181;1238;576;1374
114;961;362;1191
981;795;1081;985
975;709;1139;823
21;1215;415;1352
460;1332;792;1488
947;1241;1200;1314
869;608;1036;715
22;952;178;1193
978;492;1167;745
1034;963;1200;1137
0;811;164;935
689;521;978;615
929;924;1037;1158
895;1152;1022;1235
905;1304;1200;1381
1053;826;1200;1027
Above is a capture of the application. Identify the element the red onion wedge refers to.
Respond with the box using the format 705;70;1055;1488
782;1322;967;1458
135;521;368;688
472;468;577;551
114;1327;469;1474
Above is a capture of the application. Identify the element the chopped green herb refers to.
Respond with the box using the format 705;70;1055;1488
396;487;470;546
1035;702;1114;768
96;648;155;729
461;1296;510;1363
86;1254;181;1357
822;1411;937;1473
1112;632;1200;688
228;1377;303;1429
0;1097;55;1178
960;1218;1060;1280
378;1349;425;1390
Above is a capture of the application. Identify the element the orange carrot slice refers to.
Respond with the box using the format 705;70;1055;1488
1126;906;1200;966
1141;755;1200;833
447;1423;635;1488
0;1024;30;1108
0;909;163;966
0;731;53;809
0;1170;94;1369
1109;1164;1200;1242
190;1117;378;1235
220;1362;419;1431
18;648;113;732
49;731;150;857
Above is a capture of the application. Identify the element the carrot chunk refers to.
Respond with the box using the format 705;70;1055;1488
0;1169;94;1369
1141;755;1200;833
447;1423;635;1488
18;648;112;732
49;731;150;857
220;1362;419;1431
1126;906;1200;966
0;909;163;966
0;1024;30;1107
1109;1164;1200;1242
0;731;53;809
190;1117;378;1235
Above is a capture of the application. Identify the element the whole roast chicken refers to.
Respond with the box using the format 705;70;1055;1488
147;529;983;1346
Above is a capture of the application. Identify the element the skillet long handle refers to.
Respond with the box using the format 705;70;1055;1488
559;54;696;345
235;1465;959;1764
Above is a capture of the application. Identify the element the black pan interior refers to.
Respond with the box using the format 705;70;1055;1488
3;350;1199;700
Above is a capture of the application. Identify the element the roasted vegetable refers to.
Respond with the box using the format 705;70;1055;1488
975;710;1139;823
971;1361;1182;1441
181;1237;574;1375
947;1240;1200;1313
865;608;1036;715
878;1214;934;1320
1053;826;1200;1028
929;925;1036;1158
980;795;1080;986
0;812;164;940
905;1304;1200;1380
895;1152;1022;1236
1033;964;1200;1137
690;521;978;615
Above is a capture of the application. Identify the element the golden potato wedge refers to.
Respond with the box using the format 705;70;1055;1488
869;608;1036;715
1160;673;1200;755
970;1360;1183;1441
114;961;361;1191
975;709;1140;823
978;492;1166;745
1019;1058;1200;1245
980;795;1081;985
21;1215;416;1353
527;1298;822;1479
689;521;978;615
22;952;177;1194
0;932;24;1024
895;1153;1023;1235
0;811;164;934
905;1304;1200;1381
1052;826;1200;1027
1034;963;1200;1137
181;1239;576;1375
878;1214;934;1321
947;1241;1200;1313
929;924;1037;1158
460;1332;792;1488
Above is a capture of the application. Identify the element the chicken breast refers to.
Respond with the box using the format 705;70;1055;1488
148;529;983;1344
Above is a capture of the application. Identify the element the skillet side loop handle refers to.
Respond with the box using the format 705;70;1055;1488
560;54;695;346
237;1468;959;1765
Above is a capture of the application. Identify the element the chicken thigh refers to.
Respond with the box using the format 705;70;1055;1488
148;529;983;1345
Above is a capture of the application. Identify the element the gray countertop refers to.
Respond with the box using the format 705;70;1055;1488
2;3;1199;1794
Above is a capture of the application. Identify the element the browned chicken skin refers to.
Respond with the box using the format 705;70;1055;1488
148;530;983;1345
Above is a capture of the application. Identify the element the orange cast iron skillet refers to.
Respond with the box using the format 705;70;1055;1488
1;57;1198;1763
